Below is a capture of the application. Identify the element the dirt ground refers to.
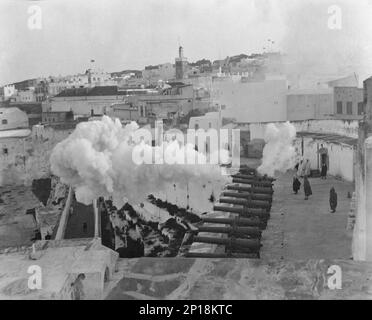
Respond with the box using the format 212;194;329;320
0;186;40;248
261;170;354;260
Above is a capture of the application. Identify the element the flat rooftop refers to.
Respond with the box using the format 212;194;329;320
297;131;358;146
105;257;372;300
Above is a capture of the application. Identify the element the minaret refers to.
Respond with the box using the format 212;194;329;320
175;45;187;80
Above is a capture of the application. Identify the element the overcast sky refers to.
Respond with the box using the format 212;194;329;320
1;0;372;85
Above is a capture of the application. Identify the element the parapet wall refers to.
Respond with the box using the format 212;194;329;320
250;119;359;140
0;125;71;186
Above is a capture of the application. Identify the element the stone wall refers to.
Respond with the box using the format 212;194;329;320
353;122;372;260
295;137;355;182
0;125;71;186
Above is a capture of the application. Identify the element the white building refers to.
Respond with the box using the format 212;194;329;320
249;119;358;182
189;112;221;131
11;89;36;103
212;78;288;123
142;63;176;85
0;107;29;131
3;85;16;99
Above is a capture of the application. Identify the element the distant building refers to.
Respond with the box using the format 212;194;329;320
0;107;29;131
105;103;139;123
1;85;16;100
48;82;69;97
42;111;74;124
11;89;36;103
212;78;288;123
333;87;364;119
287;88;334;121
363;76;372;124
175;46;188;80
189;112;221;131
6;102;42;127
188;59;212;74
137;82;194;122
48;83;194;123
287;86;364;121
35;80;49;102
327;73;359;88
12;79;38;91
142;63;175;85
48;86;154;116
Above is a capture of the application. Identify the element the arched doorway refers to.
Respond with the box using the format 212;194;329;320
319;144;329;169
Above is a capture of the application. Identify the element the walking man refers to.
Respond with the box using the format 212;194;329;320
320;162;328;179
293;174;301;194
330;187;337;213
303;176;312;200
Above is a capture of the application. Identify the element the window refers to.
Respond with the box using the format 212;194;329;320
336;101;343;114
1;119;7;125
346;102;353;115
358;102;365;115
208;122;212;129
3;148;8;155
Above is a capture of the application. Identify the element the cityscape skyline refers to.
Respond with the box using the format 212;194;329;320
2;0;372;86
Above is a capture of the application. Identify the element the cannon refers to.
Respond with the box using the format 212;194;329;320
219;197;271;209
221;191;272;202
232;178;273;188
195;225;261;238
185;252;259;259
233;174;276;182
226;184;274;195
213;205;270;219
201;216;262;227
238;165;257;174
193;236;261;251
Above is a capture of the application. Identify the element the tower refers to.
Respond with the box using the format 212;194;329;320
175;46;188;80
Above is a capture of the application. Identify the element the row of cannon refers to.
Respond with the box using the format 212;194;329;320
186;165;274;259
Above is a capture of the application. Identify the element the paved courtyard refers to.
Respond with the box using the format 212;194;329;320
261;171;354;260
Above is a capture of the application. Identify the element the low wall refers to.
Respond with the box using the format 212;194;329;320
353;133;372;261
106;258;372;300
249;119;359;141
55;187;73;240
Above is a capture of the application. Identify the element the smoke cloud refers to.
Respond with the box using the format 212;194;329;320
257;122;296;177
279;0;372;82
50;116;229;206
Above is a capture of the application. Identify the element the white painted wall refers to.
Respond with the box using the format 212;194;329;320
293;119;359;139
0;107;29;130
249;119;359;141
296;137;355;182
212;79;288;123
0;125;71;186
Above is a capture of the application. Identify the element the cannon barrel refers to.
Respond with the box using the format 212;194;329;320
196;226;261;238
193;236;261;250
233;174;276;182
185;252;259;259
221;191;272;202
238;166;257;174
201;217;263;228
226;184;274;195
232;178;273;188
219;197;271;209
213;205;269;219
